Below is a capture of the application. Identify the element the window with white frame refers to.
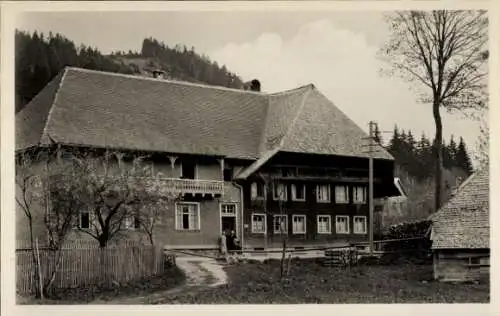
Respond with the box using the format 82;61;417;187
292;215;306;234
316;184;330;203
273;183;288;201
175;203;200;231
251;213;266;234
317;215;331;234
251;182;266;200
335;185;349;204
273;215;288;234
336;216;350;234
353;186;367;204
221;203;236;216
291;184;306;201
353;216;367;234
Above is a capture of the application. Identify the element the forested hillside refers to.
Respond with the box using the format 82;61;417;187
379;125;474;223
134;38;243;88
381;126;473;180
15;31;244;113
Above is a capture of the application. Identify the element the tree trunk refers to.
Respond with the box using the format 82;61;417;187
433;100;443;212
98;234;108;248
27;218;42;298
286;253;292;277
43;249;64;295
97;234;111;285
147;227;154;246
280;237;287;278
34;238;44;300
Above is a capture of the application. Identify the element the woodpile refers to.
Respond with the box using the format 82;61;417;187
323;248;358;268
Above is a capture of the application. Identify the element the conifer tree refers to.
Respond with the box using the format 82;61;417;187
448;135;458;168
456;137;474;176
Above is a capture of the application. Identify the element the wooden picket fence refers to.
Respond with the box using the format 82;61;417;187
16;243;165;294
16;239;151;250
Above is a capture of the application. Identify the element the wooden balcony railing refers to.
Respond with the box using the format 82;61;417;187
143;178;225;197
49;174;224;197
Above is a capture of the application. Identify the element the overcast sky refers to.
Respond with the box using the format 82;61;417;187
17;11;485;156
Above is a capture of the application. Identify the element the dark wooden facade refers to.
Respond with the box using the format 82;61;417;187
238;152;398;249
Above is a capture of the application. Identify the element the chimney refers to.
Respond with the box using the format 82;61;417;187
152;70;165;79
250;79;261;92
244;79;261;92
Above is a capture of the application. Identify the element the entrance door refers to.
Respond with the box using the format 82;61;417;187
221;216;236;234
220;203;237;235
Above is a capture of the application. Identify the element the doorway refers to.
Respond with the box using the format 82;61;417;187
181;160;196;179
221;216;236;234
220;203;238;235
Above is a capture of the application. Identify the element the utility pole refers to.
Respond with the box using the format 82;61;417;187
368;121;375;255
362;121;391;255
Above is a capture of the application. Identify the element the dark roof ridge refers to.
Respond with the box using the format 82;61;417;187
257;92;273;154
15;70;67;151
278;87;314;148
268;83;315;96
257;83;313;154
64;66;268;96
40;67;69;145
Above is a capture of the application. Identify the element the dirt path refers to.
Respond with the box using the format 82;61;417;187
92;258;228;304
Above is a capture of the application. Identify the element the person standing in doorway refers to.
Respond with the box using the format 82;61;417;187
226;229;235;252
231;230;241;251
220;231;228;260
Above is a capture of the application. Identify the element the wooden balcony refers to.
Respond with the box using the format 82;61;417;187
50;174;225;197
143;178;225;197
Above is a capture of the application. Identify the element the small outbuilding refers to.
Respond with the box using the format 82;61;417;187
430;167;489;282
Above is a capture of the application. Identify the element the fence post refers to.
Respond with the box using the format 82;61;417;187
35;238;44;299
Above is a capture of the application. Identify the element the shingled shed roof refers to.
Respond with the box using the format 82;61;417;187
431;168;490;249
16;67;393;163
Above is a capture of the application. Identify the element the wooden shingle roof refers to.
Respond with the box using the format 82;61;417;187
16;67;394;163
431;168;490;249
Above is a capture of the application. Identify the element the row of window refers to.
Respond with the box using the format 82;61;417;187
251;182;367;204
251;214;367;235
77;202;217;231
77;202;367;235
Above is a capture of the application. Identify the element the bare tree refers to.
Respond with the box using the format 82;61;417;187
70;150;152;248
379;10;488;210
136;190;181;246
16;147;173;295
259;171;290;279
16;150;46;298
16;149;81;297
41;163;85;294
